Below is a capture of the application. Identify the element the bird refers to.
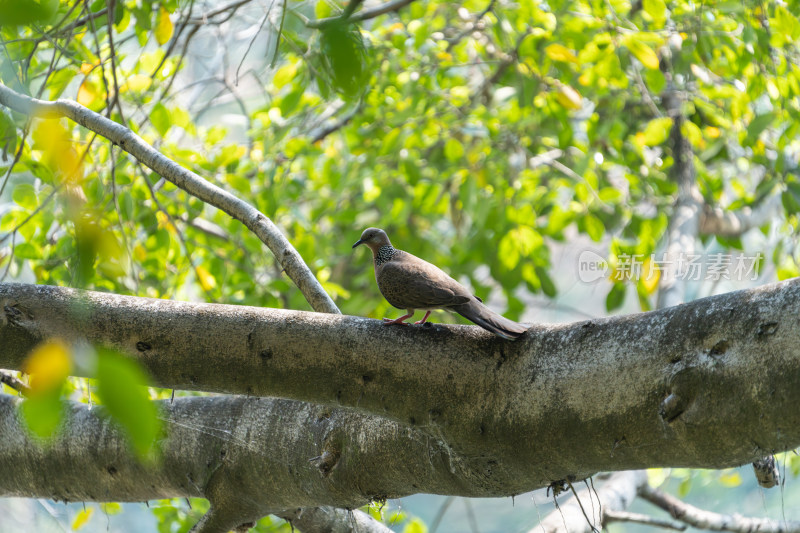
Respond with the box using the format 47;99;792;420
352;227;528;340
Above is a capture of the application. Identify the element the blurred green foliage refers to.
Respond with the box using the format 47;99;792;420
1;0;799;319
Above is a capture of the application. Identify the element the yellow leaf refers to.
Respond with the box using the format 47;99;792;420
273;62;297;89
647;468;671;488
155;7;174;45
24;340;72;396
155;211;176;234
32;121;83;183
196;265;216;291
719;471;742;487
72;507;93;530
100;502;122;515
556;83;582;109
80;63;94;75
681;120;704;148
640;256;660;294
450;85;470;106
123;74;153;93
545;43;578;63
77;79;96;107
624;36;660;69
134;244;147;262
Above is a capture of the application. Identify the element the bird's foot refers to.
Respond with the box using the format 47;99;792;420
382;317;410;325
414;311;432;325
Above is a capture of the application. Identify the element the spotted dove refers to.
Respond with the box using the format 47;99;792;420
352;227;528;340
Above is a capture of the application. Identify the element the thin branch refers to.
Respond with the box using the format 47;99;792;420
309;102;362;144
179;214;229;241
304;0;416;28
187;0;255;25
235;0;273;86
0;187;61;246
429;496;455;533
446;0;496;50
52;7;109;36
639;483;800;533
0;371;29;393
603;510;686;531
0;122;29;199
0;83;340;314
700;190;783;238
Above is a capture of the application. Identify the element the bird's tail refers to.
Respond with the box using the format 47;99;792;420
451;299;528;340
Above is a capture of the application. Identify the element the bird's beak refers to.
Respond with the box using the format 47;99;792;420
352;239;364;249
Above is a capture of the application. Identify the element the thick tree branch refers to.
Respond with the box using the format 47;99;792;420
0;394;468;523
2;280;800;494
639;483;800;532
0;83;339;315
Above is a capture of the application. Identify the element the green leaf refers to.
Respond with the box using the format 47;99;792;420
12;183;37;210
20;387;64;438
315;0;335;19
403;518;428;533
535;266;556;297
745;112;775;144
14;242;40;259
444;138;464;161
150;103;171;137
643;0;667;26
583;213;604;242
781;190;800;215
0;0;58;27
320;24;369;101
641;117;673;146
273;62;298;89
623;36;660;69
606;282;626;312
95;347;162;458
773;6;800;43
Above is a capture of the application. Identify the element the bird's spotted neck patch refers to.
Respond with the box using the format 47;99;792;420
375;245;397;265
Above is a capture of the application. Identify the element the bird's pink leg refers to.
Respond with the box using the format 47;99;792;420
415;310;432;325
383;310;414;325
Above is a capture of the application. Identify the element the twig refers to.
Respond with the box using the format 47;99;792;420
429;496;455;533
187;0;255;25
309;102;362;144
603;510;686;531
235;0;275;86
304;0;416;28
639;483;800;533
446;0;495;50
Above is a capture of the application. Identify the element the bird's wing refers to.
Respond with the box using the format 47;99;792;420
377;254;472;309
